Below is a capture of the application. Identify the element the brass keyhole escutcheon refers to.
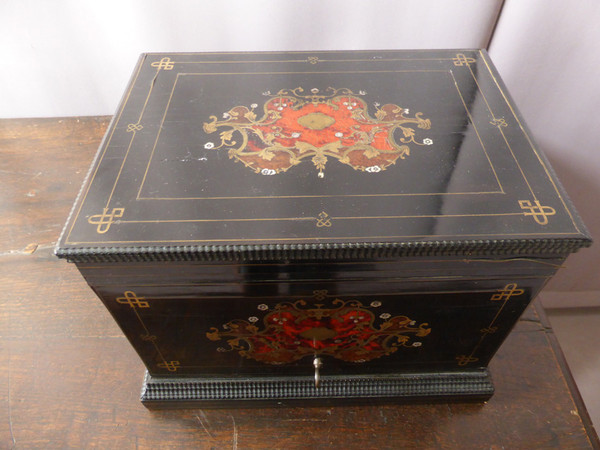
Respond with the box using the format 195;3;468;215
313;356;323;388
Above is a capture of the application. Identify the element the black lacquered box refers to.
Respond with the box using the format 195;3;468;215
56;50;591;407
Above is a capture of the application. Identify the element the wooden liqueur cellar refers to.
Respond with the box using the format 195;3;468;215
56;50;591;407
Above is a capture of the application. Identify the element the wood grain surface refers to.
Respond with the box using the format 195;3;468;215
1;117;598;449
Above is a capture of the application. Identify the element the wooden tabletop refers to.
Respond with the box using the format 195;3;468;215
1;117;598;449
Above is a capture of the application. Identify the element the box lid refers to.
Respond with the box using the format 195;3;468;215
56;50;591;262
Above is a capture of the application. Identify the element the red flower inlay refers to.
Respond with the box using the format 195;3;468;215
203;87;432;177
206;299;431;365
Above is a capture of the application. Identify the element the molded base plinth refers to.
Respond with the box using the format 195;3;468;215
141;370;494;408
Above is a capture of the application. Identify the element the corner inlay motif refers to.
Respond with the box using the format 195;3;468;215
88;207;124;234
519;200;556;225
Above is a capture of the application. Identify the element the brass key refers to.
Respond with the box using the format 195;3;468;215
313;356;323;388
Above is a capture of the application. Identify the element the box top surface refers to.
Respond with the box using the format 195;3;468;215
56;50;590;261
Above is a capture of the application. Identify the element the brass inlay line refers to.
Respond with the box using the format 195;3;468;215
178;69;452;76
111;286;167;367
146;50;455;56
497;127;537;200
132;306;167;362
449;70;504;193
136;73;181;199
486;288;521;326
127;295;179;371
96;280;552;303
104;128;134;208
457;282;525;366
105;61;161;210
117;212;522;226
66;230;584;245
65;56;145;244
478;50;580;233
165;56;458;64
457;52;576;230
137;191;504;201
85;206;563;229
174;58;453;64
91;275;551;288
332;213;522;220
465;59;495;115
122;217;313;224
462;55;542;205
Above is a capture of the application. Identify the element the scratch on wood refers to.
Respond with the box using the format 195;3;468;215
0;243;55;257
379;408;388;425
23;243;38;254
0;169;39;176
231;415;238;450
8;349;16;448
284;418;327;422
195;413;215;440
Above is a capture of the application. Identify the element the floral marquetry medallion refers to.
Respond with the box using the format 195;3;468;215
203;87;433;178
206;298;431;365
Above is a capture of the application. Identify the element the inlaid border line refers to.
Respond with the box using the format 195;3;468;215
135;69;502;201
478;50;581;234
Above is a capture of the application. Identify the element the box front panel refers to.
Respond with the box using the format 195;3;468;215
91;277;542;379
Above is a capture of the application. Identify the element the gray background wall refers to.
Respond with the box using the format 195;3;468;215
1;0;502;118
1;0;598;302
